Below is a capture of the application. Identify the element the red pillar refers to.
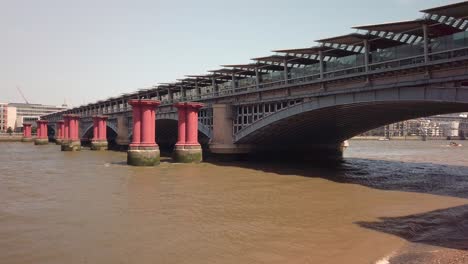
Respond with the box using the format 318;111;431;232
175;103;186;146
69;115;79;141
141;105;152;145
174;102;204;146
63;115;70;140
23;123;32;137
75;116;80;141
56;121;64;140
186;103;203;145
151;108;156;144
99;117;107;140
130;103;141;145
128;99;160;147
92;117;99;141
69;117;75;140
36;120;48;139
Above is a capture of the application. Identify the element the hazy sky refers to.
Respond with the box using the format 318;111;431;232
0;0;459;107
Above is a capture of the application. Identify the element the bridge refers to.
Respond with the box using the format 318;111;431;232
36;2;468;165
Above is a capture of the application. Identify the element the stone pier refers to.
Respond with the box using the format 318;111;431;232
91;116;108;150
61;114;81;151
34;120;49;145
127;99;161;166
21;123;33;142
173;102;204;163
55;120;64;145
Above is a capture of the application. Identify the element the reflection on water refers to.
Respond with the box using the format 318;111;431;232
0;140;467;264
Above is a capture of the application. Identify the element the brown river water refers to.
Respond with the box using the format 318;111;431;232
0;140;467;264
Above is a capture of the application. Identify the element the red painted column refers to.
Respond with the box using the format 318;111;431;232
129;102;141;145
128;99;160;147
151;108;156;144
60;121;64;139
63;115;70;140
69;117;75;140
174;103;186;145
37;120;48;139
23;123;32;137
141;105;153;145
36;122;41;138
56;121;64;140
99;117;107;140
75;116;80;141
185;103;204;145
93;117;99;141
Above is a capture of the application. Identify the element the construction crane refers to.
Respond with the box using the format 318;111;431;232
16;86;29;104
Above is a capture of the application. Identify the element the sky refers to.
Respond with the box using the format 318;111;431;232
0;0;461;107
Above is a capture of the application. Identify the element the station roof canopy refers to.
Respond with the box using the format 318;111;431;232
316;33;404;50
209;68;257;77
353;19;464;38
222;63;285;72
274;46;359;57
252;55;319;65
185;74;231;83
421;1;468;19
317;33;369;45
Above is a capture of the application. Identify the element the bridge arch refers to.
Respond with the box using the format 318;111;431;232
234;86;468;145
81;123;119;143
47;124;56;139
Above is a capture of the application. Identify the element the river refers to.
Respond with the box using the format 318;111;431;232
0;140;467;264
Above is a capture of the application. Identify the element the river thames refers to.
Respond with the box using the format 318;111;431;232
0;140;467;264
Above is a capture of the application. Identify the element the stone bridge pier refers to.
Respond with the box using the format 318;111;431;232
127;99;161;166
35;120;49;145
22;123;33;142
55;120;64;145
61;114;81;151
173;102;204;163
91;116;108;151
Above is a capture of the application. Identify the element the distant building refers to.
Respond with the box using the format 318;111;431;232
0;103;8;132
360;113;468;139
7;103;68;131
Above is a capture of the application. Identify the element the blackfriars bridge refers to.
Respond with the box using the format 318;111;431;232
30;2;468;165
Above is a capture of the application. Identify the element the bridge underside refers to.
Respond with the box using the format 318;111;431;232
157;119;210;153
81;125;118;147
234;101;468;160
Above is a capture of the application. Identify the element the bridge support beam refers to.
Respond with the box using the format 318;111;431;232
91;116;108;151
21;123;33;142
173;102;204;163
34;120;49;145
127;99;161;166
209;104;251;156
55;120;64;145
61;114;81;151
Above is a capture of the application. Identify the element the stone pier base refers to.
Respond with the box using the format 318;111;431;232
55;139;63;145
21;137;33;142
127;145;160;166
61;140;81;151
173;144;203;163
91;140;108;151
34;138;49;145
